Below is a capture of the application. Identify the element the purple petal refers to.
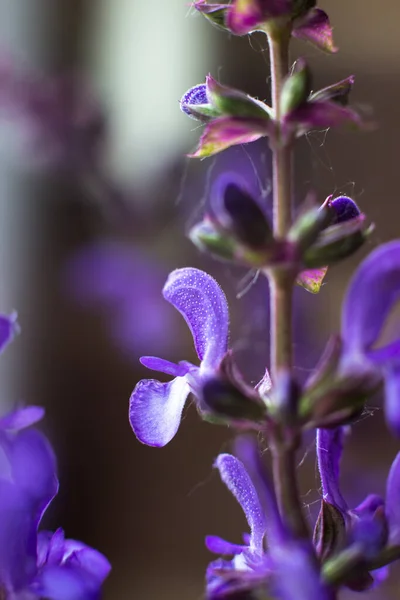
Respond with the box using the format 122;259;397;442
234;436;285;546
205;535;244;556
8;428;58;516
37;564;102;600
316;428;348;514
214;454;266;553
0;480;38;591
163;268;229;369
64;546;111;584
270;541;332;600
40;528;66;566
0;406;44;432
139;356;192;378
189;116;269;158
180;83;209;119
0;312;18;354
129;376;190;447
293;8;338;53
385;451;400;543
342;241;400;360
371;566;390;587
383;363;400;436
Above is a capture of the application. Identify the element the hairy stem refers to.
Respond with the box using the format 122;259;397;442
267;30;308;540
271;433;309;539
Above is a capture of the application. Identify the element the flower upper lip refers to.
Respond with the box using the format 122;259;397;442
129;267;230;447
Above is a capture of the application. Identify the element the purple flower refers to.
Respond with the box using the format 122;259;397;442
341;241;400;435
129;267;230;447
0;406;111;599
0;312;18;354
66;241;176;358
206;437;332;599
316;427;400;586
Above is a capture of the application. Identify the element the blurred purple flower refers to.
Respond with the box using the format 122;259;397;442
316;427;400;586
66;242;176;358
129;267;230;447
0;406;111;599
0;312;18;353
206;437;332;600
0;60;104;169
341;241;400;436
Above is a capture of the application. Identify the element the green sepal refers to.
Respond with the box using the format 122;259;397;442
193;1;230;32
303;216;373;269
207;75;272;120
280;58;312;117
189;220;236;261
183;103;221;122
288;200;334;252
300;364;382;428
310;75;355;107
201;378;267;422
313;500;347;562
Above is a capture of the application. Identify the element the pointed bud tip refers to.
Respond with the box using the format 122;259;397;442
329;196;361;225
180;83;208;117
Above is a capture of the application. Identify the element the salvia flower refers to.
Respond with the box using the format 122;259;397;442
129;267;230;447
0;406;111;599
341;240;400;436
317;427;400;588
206;437;333;599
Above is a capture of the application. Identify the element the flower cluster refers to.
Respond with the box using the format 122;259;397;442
0;314;110;599
127;0;400;598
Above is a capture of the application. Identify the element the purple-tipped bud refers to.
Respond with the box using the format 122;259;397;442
180;83;208;118
211;174;272;249
329;196;361;225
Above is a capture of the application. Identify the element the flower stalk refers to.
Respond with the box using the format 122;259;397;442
267;27;307;541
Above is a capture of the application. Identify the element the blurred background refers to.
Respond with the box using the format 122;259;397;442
0;0;399;598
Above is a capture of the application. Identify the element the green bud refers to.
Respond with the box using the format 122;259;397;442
288;198;335;252
302;216;374;269
189;220;236;261
207;75;272;120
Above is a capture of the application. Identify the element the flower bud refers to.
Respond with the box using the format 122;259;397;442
210;174;273;249
180;83;220;122
206;75;272;121
302;214;373;269
329;195;361;225
189;219;237;261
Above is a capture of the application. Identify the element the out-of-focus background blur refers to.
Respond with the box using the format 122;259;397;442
0;1;400;598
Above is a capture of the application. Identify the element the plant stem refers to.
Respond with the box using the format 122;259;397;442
268;31;293;379
267;30;308;540
271;432;309;539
